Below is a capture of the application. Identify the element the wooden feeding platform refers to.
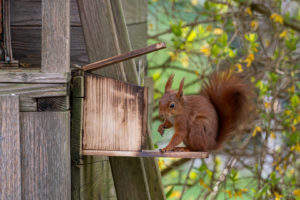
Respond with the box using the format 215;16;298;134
74;42;208;159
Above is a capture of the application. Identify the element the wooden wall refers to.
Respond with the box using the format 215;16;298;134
10;0;147;68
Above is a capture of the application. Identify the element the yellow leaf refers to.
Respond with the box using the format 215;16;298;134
243;53;254;67
284;109;292;116
291;125;296;132
152;72;160;81
191;0;198;6
168;52;178;61
245;7;253;16
170;191;181;198
195;71;199;76
265;40;270;47
270;132;276;139
240;188;248;192
287;85;295;93
206;25;213;31
279;30;288;38
224;190;232;198
293;189;300;197
270;13;284;24
157;158;166;169
274;192;283;200
235;190;242;198
213;28;223;35
291;143;300;152
289;168;295;175
264;102;271;109
235;63;243;72
250;20;259;30
189;171;197;180
148;23;153;30
200;45;211;56
187;30;197;42
199;179;211;191
252;126;262;137
180;56;189;68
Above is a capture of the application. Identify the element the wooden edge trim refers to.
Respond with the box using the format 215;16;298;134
82;150;209;159
82;42;166;71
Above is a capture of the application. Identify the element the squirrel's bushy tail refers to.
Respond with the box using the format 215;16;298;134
202;71;254;149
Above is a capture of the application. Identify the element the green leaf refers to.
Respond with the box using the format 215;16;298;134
291;95;299;107
166;186;175;198
218;32;228;46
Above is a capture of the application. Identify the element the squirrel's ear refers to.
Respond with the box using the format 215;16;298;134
176;78;185;99
165;73;174;93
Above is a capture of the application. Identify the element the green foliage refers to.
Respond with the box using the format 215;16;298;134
148;0;300;199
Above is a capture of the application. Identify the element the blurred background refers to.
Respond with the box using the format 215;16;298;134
146;0;300;199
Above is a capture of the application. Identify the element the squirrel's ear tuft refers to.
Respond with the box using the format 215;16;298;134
165;73;175;93
176;78;185;99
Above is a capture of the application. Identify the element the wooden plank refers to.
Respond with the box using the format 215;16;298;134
41;0;70;72
82;43;166;72
83;150;209;159
20;96;37;112
11;0;81;26
20;112;70;199
83;73;144;151
11;26;88;68
0;83;67;97
0;71;70;83
143;77;166;200
0;95;21;200
121;0;147;25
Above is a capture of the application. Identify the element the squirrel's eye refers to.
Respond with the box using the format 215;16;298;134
169;103;175;108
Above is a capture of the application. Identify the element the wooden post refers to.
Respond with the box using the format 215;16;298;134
41;0;70;73
0;95;21;200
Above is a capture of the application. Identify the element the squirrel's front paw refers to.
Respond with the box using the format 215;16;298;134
158;124;165;136
159;147;173;153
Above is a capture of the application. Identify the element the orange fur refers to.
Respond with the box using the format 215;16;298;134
158;71;254;152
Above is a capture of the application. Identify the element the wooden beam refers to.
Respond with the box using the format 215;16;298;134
41;0;70;73
0;83;67;97
82;42;166;71
20;112;70;199
0;71;70;83
0;95;21;200
82;150;209;159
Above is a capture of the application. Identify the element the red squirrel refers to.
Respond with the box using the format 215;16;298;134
158;71;254;152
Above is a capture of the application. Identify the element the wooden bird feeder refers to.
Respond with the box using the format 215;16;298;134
77;43;208;159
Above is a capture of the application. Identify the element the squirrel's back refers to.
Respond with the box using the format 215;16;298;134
201;71;254;149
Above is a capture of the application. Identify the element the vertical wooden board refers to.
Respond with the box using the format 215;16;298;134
41;0;70;72
83;74;143;151
121;0;147;25
109;157;151;200
0;96;21;200
20;112;70;199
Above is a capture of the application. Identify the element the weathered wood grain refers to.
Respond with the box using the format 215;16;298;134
0;71;70;83
10;0;146;27
82;43;166;72
11;0;81;26
121;0;147;25
83;150;209;159
20;96;37;112
20;112;70;199
11;26;89;68
41;0;70;72
83;73;144;151
0;96;21;200
143;77;166;200
0;83;67;97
